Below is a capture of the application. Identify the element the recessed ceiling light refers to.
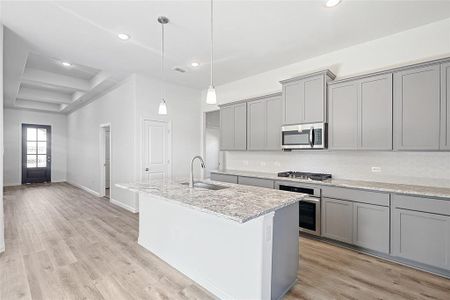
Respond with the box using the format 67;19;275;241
117;33;130;40
325;0;341;8
61;61;72;67
191;62;200;67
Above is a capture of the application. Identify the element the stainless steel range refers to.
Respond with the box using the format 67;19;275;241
276;171;332;236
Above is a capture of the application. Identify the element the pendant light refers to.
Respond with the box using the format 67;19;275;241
206;0;217;104
158;16;169;115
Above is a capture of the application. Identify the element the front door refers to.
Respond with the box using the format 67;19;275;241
142;120;170;182
22;124;51;184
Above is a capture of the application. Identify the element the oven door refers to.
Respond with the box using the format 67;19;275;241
299;196;321;236
281;125;313;149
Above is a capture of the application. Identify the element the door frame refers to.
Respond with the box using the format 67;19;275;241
99;123;111;198
21;123;52;184
140;118;172;181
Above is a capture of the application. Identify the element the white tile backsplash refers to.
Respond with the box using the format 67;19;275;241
224;151;450;188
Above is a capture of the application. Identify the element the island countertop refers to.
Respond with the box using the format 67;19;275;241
116;178;305;223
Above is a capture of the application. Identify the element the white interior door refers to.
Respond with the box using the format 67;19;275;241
142;120;170;182
105;129;110;189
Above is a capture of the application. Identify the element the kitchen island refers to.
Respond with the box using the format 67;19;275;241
117;179;306;300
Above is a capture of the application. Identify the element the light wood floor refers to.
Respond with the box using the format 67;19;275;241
1;183;449;300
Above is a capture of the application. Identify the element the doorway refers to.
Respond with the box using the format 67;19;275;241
99;124;111;198
203;111;220;178
22;124;51;184
142;119;171;182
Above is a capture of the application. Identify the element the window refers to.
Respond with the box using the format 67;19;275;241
26;127;47;168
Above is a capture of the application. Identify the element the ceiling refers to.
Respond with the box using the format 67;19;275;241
2;1;450;113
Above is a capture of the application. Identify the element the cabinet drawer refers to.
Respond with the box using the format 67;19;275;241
238;176;274;189
392;194;450;216
322;186;390;206
210;173;238;184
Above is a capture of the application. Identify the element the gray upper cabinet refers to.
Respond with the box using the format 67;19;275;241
441;62;450;150
328;81;359;149
329;73;393;150
394;63;441;150
220;102;247;150
247;94;282;150
281;70;335;125
360;74;393;150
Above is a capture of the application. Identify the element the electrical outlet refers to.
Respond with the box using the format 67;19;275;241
260;161;267;167
371;166;382;173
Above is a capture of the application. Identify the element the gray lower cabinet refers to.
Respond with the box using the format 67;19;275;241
353;202;390;253
247;94;282;150
391;194;450;270
220;102;247;150
328;73;393;150
322;187;390;254
281;70;335;125
394;63;441;150
322;197;353;244
238;176;274;189
441;62;450;150
210;173;238;184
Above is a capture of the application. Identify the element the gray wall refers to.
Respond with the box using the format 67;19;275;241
225;151;450;188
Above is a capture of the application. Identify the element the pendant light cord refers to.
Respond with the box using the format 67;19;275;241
161;21;165;102
210;0;214;87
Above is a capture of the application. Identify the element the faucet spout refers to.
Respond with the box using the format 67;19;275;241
189;155;206;188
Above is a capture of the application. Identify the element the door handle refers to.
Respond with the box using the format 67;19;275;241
145;168;149;172
309;127;315;148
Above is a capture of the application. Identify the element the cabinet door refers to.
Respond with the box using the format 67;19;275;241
441;62;450;150
234;103;247;150
282;81;303;125
394;64;440;150
247;99;267;150
392;208;450;270
266;96;282;150
304;75;325;123
322;197;353;243
328;82;359;150
360;74;393;150
220;105;235;150
353;203;390;253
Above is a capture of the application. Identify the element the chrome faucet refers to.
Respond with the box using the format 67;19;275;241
189;155;206;188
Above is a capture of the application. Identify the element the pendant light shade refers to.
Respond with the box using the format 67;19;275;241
158;100;167;115
206;85;216;104
206;0;217;104
158;16;169;115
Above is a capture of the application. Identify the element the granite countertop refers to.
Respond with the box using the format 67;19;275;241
211;170;450;200
116;178;306;223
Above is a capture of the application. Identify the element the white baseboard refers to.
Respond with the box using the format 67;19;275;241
110;198;138;213
67;181;100;197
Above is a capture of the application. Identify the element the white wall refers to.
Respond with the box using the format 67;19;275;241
135;74;202;179
3;108;67;186
0;24;5;252
203;17;450;111
202;17;450;188
67;76;138;211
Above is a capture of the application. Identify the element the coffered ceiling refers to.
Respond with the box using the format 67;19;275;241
2;1;450;113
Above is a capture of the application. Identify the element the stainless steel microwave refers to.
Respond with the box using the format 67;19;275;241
281;122;327;150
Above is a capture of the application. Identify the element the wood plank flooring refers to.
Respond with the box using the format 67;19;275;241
1;183;449;300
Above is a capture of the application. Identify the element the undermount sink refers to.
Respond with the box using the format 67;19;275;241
181;182;228;191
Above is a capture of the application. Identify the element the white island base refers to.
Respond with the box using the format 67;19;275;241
138;192;300;300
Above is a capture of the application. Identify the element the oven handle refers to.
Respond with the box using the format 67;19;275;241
301;196;320;203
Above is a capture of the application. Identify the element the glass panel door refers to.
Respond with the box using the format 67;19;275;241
26;127;47;168
22;124;51;184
